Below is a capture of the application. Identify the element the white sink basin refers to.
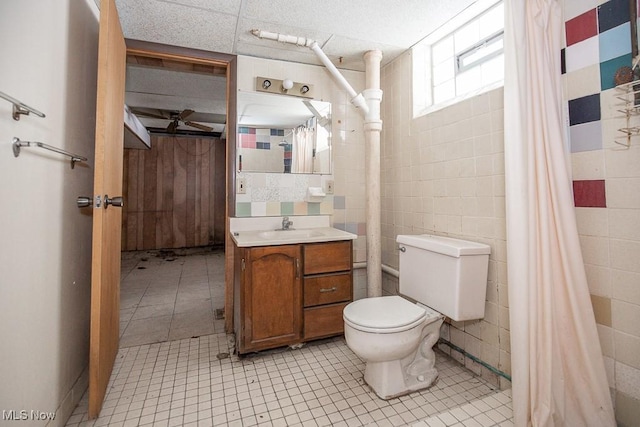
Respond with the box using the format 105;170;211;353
230;225;357;247
258;229;325;240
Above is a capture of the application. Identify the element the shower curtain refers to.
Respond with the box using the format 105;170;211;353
292;126;314;173
504;1;615;426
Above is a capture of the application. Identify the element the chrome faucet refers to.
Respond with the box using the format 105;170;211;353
282;216;293;230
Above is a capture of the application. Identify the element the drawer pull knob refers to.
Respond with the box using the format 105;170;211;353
319;287;337;293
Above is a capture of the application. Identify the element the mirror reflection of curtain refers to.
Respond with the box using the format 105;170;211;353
292;126;314;173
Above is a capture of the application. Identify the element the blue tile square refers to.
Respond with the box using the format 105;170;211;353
568;93;601;126
600;53;632;90
307;203;320;215
599;22;631;63
598;0;631;33
333;195;346;209
569;121;603;152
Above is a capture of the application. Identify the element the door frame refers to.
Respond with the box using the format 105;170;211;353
124;39;238;333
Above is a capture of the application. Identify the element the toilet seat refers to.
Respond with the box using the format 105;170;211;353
344;296;434;334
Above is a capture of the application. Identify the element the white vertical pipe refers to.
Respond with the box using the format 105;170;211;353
363;50;383;297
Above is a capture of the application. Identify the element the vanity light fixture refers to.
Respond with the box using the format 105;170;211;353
256;76;314;99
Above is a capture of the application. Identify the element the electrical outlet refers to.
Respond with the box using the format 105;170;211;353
326;180;334;194
237;177;247;194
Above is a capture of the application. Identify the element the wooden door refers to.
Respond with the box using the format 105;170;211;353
243;245;302;352
89;0;126;418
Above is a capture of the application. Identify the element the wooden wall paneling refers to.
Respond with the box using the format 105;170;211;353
121;150;129;250
154;137;164;249
185;139;196;248
200;139;211;246
125;150;139;251
135;149;145;250
161;137;174;249
142;142;158;249
214;140;226;244
172;137;187;248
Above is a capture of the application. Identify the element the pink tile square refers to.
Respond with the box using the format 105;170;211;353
573;179;607;207
566;9;598;46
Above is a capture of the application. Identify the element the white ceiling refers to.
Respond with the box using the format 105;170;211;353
113;0;478;135
115;0;476;71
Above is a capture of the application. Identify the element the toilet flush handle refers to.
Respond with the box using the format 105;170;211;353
399;246;406;252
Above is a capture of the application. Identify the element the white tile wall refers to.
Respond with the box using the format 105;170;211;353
380;50;509;389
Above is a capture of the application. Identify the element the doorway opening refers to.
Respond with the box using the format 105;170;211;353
118;42;237;347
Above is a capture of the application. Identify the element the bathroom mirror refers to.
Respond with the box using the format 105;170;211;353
237;91;331;174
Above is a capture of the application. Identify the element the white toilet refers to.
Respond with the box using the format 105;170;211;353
343;234;490;399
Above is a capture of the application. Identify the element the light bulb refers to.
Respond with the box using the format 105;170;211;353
282;79;294;90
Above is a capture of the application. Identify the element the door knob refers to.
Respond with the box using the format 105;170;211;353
104;195;123;208
77;196;92;208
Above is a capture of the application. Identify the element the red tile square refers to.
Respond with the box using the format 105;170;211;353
573;179;606;207
566;9;598;46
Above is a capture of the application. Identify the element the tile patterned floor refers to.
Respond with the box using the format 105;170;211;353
66;250;513;426
119;248;226;348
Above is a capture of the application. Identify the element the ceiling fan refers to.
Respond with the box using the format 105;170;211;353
130;108;214;133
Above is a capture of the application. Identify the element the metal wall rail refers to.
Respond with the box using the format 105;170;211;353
12;137;87;169
0;91;46;121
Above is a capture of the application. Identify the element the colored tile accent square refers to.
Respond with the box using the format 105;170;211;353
573;180;607;207
570;121;603;152
566;9;598;47
568;93;601;125
239;127;249;134
598;0;631;34
294;202;307;215
565;36;600;73
236;202;252;217
357;222;367;236
566;64;601;100
600;53;632;90
280;202;294;215
307;203;321;215
599;23;631;63
561;48;566;74
266;201;281;216
251;202;266;217
333;195;346;209
345;222;358;234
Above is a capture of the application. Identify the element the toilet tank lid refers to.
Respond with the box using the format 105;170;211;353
396;234;491;257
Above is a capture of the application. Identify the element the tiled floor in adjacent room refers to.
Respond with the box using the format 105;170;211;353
67;249;513;427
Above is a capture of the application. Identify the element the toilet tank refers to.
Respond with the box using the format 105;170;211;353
396;234;490;321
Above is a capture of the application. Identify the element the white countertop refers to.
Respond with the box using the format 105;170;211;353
229;216;357;247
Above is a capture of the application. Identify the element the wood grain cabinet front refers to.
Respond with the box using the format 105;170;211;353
302;241;353;341
234;240;353;354
235;244;302;354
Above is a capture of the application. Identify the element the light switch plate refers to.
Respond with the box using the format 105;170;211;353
237;177;247;194
326;180;334;194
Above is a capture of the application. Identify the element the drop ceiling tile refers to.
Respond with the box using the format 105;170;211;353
116;0;237;53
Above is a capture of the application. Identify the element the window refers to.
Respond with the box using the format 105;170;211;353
413;0;504;116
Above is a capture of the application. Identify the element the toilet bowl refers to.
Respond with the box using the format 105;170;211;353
343;234;491;400
343;295;445;399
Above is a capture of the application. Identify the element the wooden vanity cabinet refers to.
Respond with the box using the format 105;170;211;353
234;240;353;354
302;241;353;340
234;244;302;354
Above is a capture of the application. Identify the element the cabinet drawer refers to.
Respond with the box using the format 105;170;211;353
304;273;352;307
303;241;352;275
303;302;348;340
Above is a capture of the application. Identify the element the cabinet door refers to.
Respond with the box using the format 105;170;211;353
244;245;302;352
